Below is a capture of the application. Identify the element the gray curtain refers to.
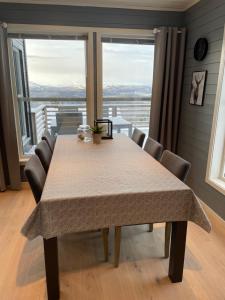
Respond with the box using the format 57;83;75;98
150;27;186;152
0;22;21;190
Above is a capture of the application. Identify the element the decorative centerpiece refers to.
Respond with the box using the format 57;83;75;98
90;124;104;144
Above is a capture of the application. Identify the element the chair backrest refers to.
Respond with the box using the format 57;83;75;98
42;129;55;152
56;112;83;134
131;128;145;147
24;155;46;204
144;137;163;161
160;150;191;182
35;140;52;173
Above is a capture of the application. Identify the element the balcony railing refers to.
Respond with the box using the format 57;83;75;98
25;97;151;145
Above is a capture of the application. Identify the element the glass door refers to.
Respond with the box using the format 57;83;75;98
99;35;154;137
10;36;89;155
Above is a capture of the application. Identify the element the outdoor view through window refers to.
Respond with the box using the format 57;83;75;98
102;42;154;137
12;38;154;155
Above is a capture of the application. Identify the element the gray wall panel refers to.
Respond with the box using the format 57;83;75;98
0;3;184;29
178;0;225;219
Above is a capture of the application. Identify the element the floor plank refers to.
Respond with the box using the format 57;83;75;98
0;184;225;300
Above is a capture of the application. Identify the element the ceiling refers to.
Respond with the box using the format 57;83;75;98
0;0;200;11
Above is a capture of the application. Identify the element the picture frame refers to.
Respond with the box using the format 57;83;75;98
190;71;207;106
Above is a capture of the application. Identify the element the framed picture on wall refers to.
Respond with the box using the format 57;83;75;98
190;71;207;106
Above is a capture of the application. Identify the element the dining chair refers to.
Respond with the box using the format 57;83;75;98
42;129;56;152
160;150;191;258
114;150;191;267
25;155;109;261
24;155;46;204
131;128;145;147
35;140;52;173
144;137;163;161
56;112;83;135
144;137;163;232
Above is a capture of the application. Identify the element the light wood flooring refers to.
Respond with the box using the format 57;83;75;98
1;183;225;300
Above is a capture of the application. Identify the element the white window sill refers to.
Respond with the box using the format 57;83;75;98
206;177;225;196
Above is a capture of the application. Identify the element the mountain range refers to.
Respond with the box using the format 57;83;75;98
29;82;152;98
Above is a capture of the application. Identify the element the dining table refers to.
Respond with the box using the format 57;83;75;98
22;134;211;300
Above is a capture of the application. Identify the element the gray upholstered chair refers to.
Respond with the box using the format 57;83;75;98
131;128;145;147
144;137;163;161
42;130;56;153
24;155;46;204
160;150;191;258
56;112;83;135
160;150;191;182
35;140;52;173
114;150;191;267
144;137;163;232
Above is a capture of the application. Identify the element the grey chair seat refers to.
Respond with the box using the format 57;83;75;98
42;129;56;152
160;150;191;182
144;137;163;161
35;140;52;173
55;112;83;135
160;150;191;258
131;128;145;148
24;155;46;204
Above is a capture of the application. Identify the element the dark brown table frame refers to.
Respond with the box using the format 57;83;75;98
43;220;187;299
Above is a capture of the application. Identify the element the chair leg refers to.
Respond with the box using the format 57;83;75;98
165;222;172;258
102;228;109;262
114;226;121;268
148;223;153;232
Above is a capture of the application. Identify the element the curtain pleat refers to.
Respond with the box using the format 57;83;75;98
150;27;186;152
0;22;21;190
0;144;6;191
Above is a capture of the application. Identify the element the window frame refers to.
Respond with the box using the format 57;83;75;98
95;31;154;119
206;25;225;195
7;24;154;162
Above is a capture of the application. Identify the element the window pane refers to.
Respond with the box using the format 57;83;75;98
102;42;154;137
13;38;87;155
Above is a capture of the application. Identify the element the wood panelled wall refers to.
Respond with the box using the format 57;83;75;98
0;3;184;29
178;0;225;218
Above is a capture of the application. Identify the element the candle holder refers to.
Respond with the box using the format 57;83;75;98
94;119;113;139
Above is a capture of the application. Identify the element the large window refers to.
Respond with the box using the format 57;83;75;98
8;26;154;160
102;39;154;137
206;25;225;195
11;37;87;155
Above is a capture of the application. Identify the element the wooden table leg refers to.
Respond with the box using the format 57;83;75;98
148;223;153;232
43;237;60;300
102;228;109;262
164;222;172;258
168;221;187;283
114;226;121;268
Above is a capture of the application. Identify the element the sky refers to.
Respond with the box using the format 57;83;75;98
25;39;154;88
103;43;154;86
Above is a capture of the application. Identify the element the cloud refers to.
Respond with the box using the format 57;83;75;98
25;39;154;87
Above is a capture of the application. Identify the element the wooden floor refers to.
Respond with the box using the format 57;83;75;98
1;184;225;300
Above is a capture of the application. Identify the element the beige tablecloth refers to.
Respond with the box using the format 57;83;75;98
22;135;211;240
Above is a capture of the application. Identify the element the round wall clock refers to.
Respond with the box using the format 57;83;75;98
194;38;208;61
